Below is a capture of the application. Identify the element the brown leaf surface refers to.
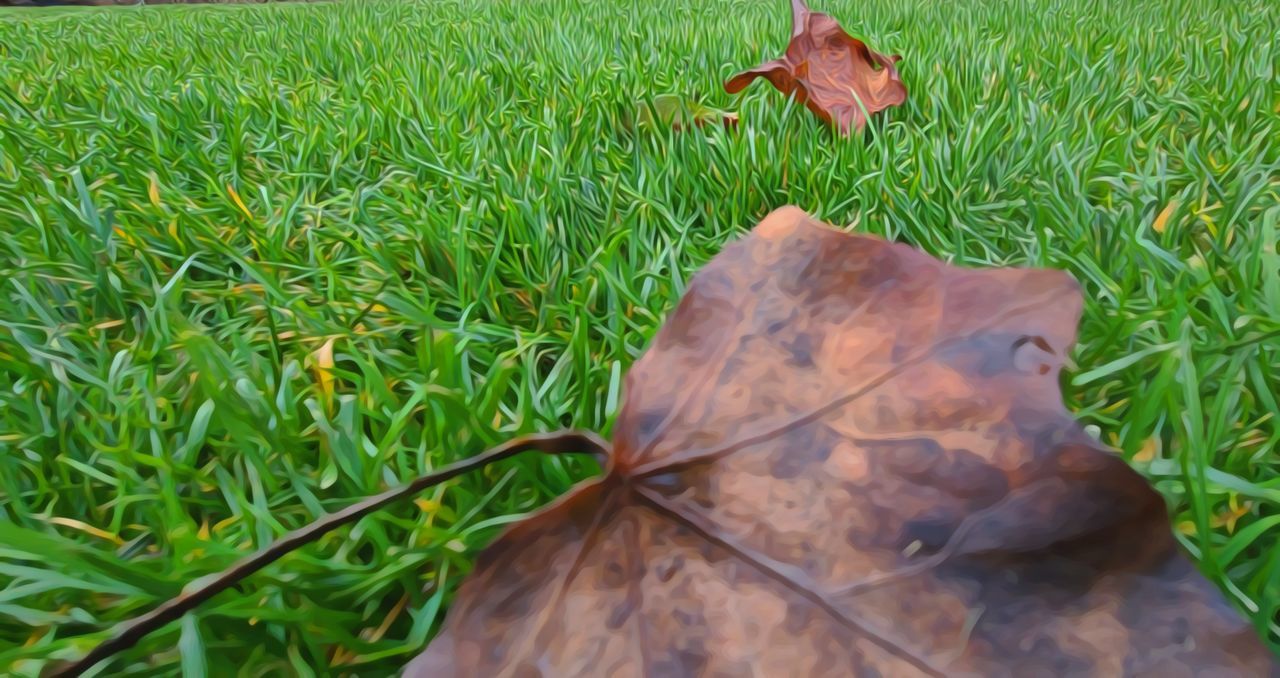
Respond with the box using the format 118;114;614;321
725;0;907;135
407;207;1275;676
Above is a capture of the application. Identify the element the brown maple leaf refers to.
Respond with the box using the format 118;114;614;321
725;0;908;135
407;207;1274;676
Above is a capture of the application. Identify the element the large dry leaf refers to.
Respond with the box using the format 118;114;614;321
407;207;1274;676
725;0;907;135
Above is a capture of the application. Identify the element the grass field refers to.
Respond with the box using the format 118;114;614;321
1;0;1278;673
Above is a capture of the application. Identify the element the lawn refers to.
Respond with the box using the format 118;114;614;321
0;0;1277;674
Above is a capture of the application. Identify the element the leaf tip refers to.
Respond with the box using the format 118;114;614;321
790;0;811;36
755;205;813;239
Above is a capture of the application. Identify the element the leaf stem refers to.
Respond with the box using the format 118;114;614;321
55;430;610;677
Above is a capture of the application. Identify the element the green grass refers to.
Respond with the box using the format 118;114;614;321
0;0;1277;673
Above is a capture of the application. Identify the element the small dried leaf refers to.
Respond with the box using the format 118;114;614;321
226;184;253;220
46;517;122;545
1132;436;1160;462
309;336;338;405
148;173;161;208
1152;200;1179;234
409;207;1274;675
725;0;907;135
635;94;739;131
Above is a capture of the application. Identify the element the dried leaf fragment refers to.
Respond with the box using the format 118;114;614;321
635;94;739;132
308;336;338;407
725;0;907;135
1152;200;1179;234
409;207;1275;676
